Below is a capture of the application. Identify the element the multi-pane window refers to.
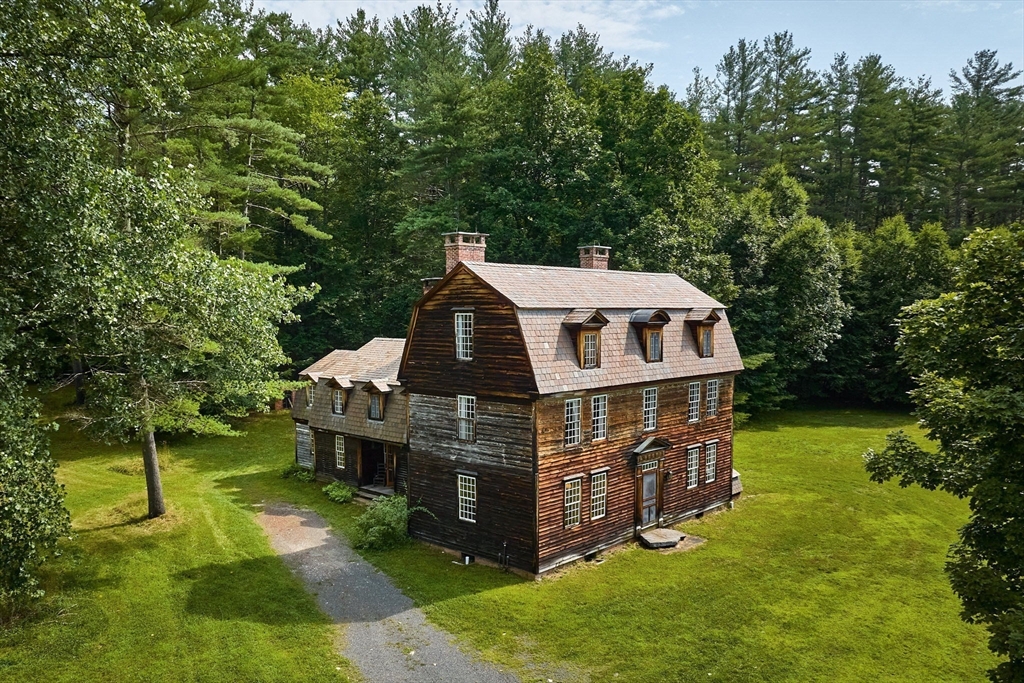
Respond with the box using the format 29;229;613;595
591;395;608;441
688;382;701;422
564;478;582;527
306;382;315;408
706;442;717;483
457;395;476;442
583;332;599;368
332;389;345;415
455;312;474;360
647;329;662;362
642;387;658;431
590;471;607;519
700;327;714;357
335;435;345;470
687;446;700;489
564;398;582;446
457;474;476;522
368;393;383;421
706;379;719;417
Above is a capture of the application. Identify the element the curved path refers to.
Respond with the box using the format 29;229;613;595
256;503;518;683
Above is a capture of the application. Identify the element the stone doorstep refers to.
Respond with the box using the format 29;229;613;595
639;528;685;549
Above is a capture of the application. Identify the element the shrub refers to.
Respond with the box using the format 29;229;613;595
322;481;356;504
280;463;316;483
353;495;431;551
1;380;71;618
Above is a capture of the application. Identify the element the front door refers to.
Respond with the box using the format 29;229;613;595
637;461;660;527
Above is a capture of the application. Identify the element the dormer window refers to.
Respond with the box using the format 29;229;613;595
563;309;608;370
368;392;384;421
686;309;720;358
332;389;346;415
582;331;599;368
363;380;392;422
630;309;671;363
328;376;353;415
646;329;662;362
699;326;714;358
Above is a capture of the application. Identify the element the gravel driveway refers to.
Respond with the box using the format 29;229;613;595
256;503;519;683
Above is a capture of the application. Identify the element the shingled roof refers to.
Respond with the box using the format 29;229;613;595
455;263;743;395
300;337;405;385
462;262;725;309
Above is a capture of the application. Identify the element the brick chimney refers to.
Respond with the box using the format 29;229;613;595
578;245;611;270
443;232;487;273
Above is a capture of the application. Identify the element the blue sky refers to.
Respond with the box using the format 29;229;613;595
254;0;1024;97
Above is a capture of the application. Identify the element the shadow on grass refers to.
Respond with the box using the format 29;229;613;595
175;556;334;626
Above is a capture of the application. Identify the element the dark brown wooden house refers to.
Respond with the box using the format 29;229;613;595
398;233;744;574
292;338;409;496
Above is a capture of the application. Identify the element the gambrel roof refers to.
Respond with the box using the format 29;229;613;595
300;337;405;385
451;263;743;395
461;262;725;310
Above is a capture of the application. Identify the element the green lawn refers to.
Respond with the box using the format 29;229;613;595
1;404;997;682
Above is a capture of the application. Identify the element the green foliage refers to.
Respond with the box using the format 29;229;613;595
697;36;1023;233
0;377;71;615
322;481;356;504
353;495;428;550
723;166;851;411
281;463;316;483
864;224;1024;679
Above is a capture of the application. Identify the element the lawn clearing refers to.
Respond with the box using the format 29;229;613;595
2;404;996;682
0;398;356;683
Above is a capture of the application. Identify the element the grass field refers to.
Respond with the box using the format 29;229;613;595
0;403;998;682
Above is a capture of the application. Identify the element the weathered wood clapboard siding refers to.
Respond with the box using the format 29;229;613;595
311;431;360;487
296;381;409;445
407;394;537;572
534;374;736;572
400;269;538;399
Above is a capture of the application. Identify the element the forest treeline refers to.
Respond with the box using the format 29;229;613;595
105;0;1015;413
5;0;1024;418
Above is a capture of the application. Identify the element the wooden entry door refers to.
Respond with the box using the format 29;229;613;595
637;461;661;527
384;444;397;488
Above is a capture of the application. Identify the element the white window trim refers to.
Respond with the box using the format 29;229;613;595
306;382;315;408
706;379;719;417
590;471;607;520
564;398;582;446
687;446;700;489
332;389;345;415
591;395;608;441
457;395;476;442
643;387;658;431
457;474;477;522
335;434;345;470
583;331;599;369
564;477;582;527
706;441;717;483
455;312;474;360
648;329;662;362
688;382;701;423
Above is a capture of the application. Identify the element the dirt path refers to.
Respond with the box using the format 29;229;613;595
255;503;518;683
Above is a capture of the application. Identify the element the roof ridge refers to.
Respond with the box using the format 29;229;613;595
466;262;680;277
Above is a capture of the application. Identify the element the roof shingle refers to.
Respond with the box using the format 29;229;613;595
300;337;405;384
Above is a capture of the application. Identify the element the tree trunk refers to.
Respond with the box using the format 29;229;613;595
72;358;86;405
141;429;166;518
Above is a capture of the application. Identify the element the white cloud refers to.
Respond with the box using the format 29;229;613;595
253;0;683;54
